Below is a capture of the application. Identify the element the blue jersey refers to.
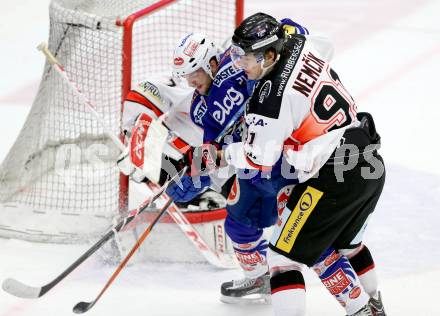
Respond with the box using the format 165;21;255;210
190;48;249;144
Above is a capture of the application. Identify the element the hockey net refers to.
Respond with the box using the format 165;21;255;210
0;0;243;243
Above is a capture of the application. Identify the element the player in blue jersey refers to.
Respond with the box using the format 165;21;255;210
172;33;247;144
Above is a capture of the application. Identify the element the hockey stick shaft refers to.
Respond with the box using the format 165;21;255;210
37;43;126;152
73;197;174;314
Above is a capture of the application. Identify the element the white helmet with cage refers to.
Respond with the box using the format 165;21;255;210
172;33;219;79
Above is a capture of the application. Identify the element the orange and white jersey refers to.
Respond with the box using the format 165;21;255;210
224;35;359;182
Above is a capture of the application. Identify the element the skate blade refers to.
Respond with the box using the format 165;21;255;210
220;294;271;305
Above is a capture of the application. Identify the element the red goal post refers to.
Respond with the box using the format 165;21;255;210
118;0;244;99
0;0;244;244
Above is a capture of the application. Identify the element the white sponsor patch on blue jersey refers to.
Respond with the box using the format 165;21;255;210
213;61;241;88
193;98;208;125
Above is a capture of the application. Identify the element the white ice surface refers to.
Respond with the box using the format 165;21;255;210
1;0;439;315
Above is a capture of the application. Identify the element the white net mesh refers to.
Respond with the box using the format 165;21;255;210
130;0;237;82
0;0;239;243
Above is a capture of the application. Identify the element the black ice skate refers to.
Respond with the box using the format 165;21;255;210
368;291;386;316
220;272;271;304
349;291;386;316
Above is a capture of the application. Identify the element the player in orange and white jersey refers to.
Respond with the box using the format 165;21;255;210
226;12;386;316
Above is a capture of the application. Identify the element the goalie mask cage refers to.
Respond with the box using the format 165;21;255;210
0;0;243;243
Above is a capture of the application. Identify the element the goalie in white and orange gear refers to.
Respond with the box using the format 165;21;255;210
117;77;204;184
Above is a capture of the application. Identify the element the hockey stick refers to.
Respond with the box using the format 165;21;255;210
73;196;174;314
1;169;185;299
37;42;236;269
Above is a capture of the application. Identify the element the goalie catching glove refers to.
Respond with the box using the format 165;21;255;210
117;112;169;183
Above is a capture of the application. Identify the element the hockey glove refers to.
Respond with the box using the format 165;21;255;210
117;112;168;183
181;142;222;176
166;174;211;203
280;18;309;35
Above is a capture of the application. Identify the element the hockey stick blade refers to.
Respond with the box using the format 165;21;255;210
73;301;95;314
1;229;114;299
2;278;42;299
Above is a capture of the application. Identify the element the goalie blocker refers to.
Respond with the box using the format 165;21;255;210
117;112;169;183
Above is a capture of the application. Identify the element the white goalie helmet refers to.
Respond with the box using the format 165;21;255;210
172;33;219;78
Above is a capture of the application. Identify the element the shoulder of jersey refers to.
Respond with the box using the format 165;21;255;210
129;80;167;106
